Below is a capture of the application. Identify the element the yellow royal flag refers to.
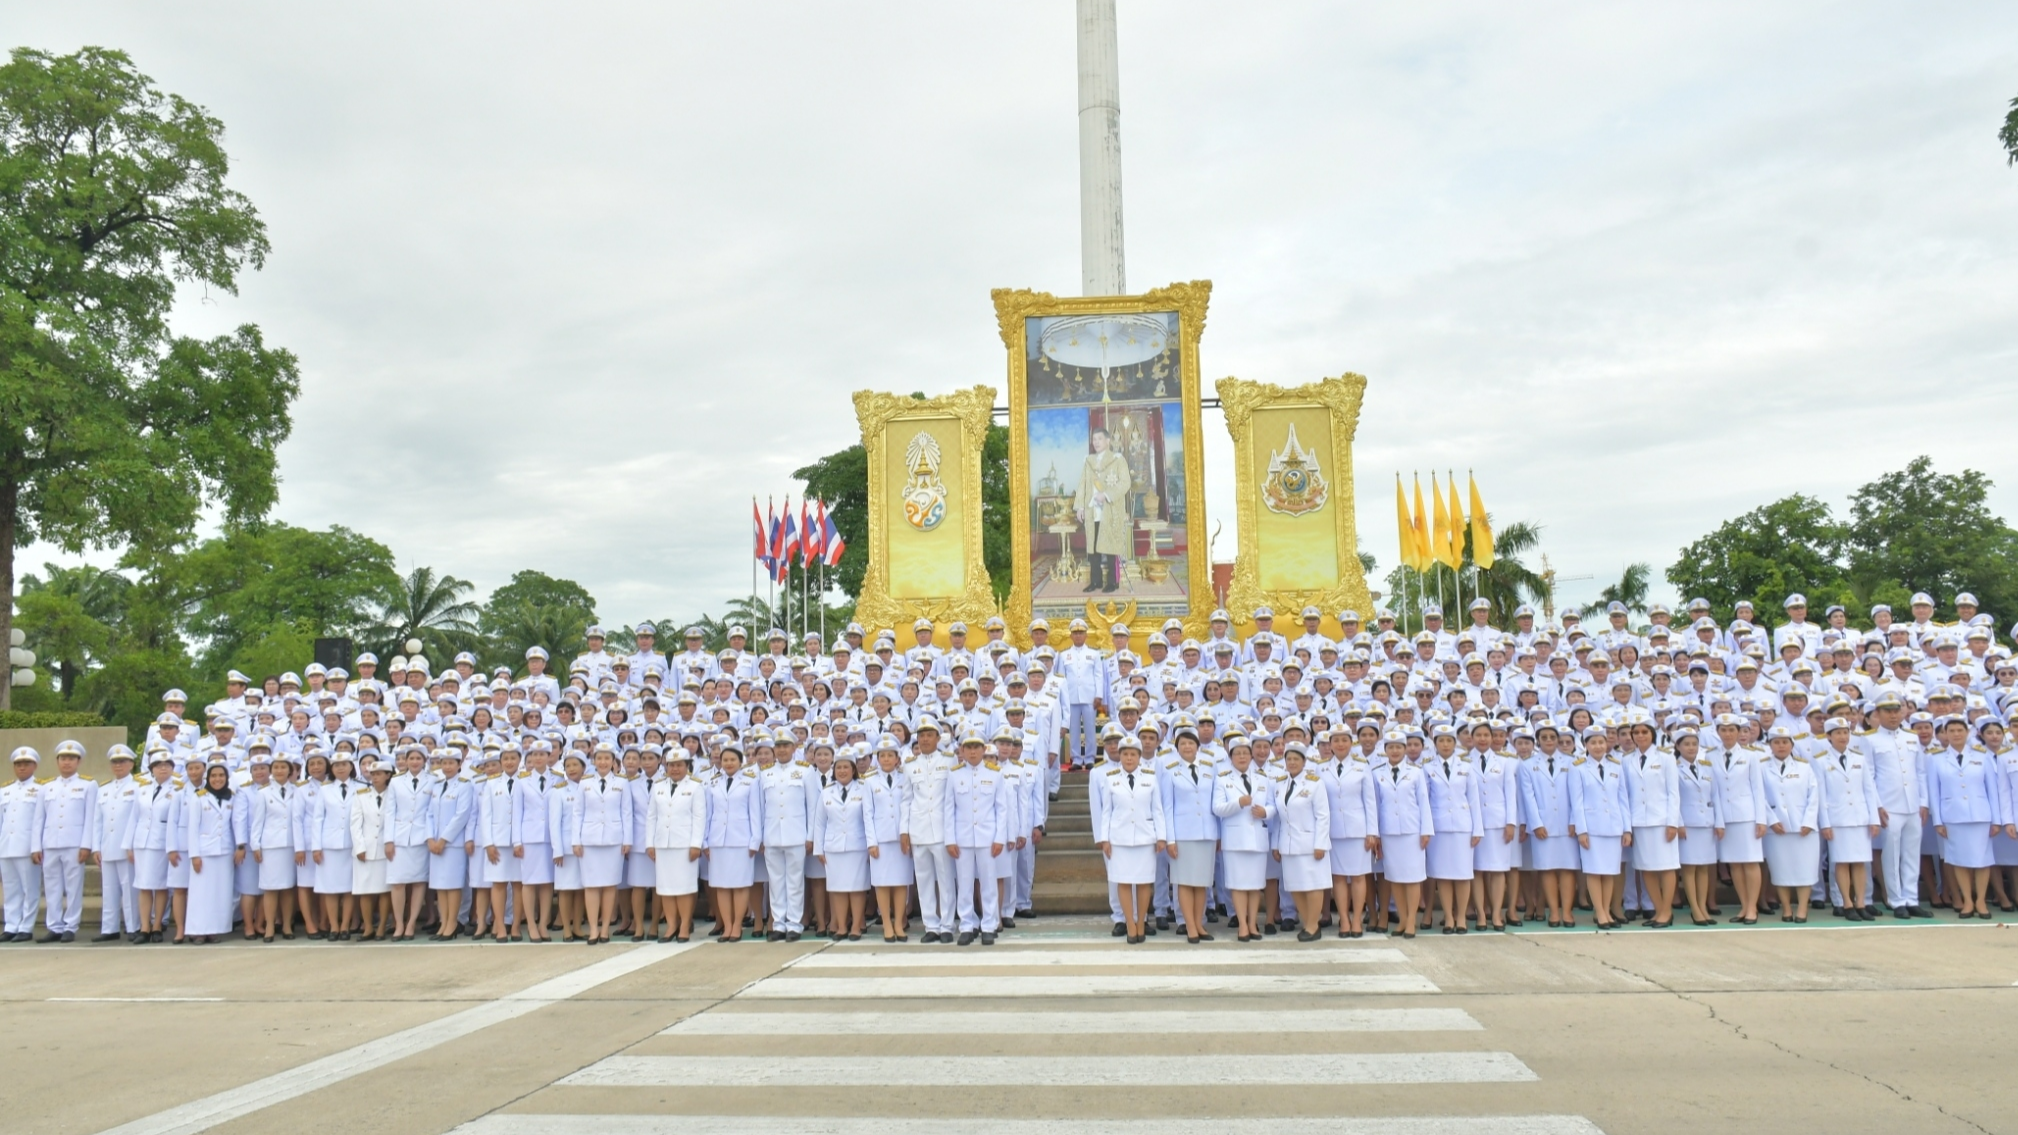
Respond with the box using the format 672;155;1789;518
1446;471;1465;566
1395;475;1418;571
1411;474;1432;571
1469;472;1495;570
1430;472;1456;570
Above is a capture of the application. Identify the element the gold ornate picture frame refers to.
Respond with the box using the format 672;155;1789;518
1218;374;1373;637
852;386;998;643
992;281;1213;646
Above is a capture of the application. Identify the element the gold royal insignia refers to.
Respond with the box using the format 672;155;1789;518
1261;422;1328;517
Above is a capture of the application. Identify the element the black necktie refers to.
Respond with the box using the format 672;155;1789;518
886;773;894;788
507;779;513;793
1640;753;1647;770
1190;765;1198;785
600;777;607;792
1443;759;1451;779
153;785;164;802
1242;773;1252;794
1128;773;1135;790
841;785;849;803
1548;757;1555;776
1392;766;1400;783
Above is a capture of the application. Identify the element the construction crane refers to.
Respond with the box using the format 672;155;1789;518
1538;554;1592;622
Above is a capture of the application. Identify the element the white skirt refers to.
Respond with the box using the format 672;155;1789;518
429;846;469;890
1679;827;1719;866
655;849;702;896
1281;851;1330;893
1718;823;1765;864
387;846;430;885
1994;829;2018;867
1631;826;1681;872
869;842;914;887
825;849;870;892
167;850;191;890
626;850;656;888
257;849;297;892
1941;822;1994;870
1106;843;1155;885
1828;825;1874;863
235;851;262;895
710;846;758;888
580;845;624;888
554;851;583;891
1530;833;1580;872
1223;849;1267;890
805;851;826;880
1765;829;1821;887
185;858;235;935
1381;834;1428;884
519;843;554;885
1331;838;1375;877
484;847;521;884
296;855;317;890
1579;834;1623;876
315;852;354;895
1170;840;1216;887
1473;830;1517;874
135;848;170;891
1427;833;1474;880
351;857;388;895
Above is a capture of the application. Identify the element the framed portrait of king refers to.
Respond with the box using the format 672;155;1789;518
991;281;1213;644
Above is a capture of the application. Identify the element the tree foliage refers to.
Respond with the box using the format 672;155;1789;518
1598;562;1653;616
477;570;598;671
1668;458;2018;625
1386;517;1547;631
2003;95;2018;166
0;46;299;707
162;523;400;675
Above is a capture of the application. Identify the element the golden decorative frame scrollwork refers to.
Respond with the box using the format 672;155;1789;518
1218;374;1373;638
852;386;999;645
992;281;1214;648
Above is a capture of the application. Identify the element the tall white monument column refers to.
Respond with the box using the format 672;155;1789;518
1077;0;1125;297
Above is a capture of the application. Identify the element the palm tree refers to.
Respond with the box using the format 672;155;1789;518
367;566;479;660
480;599;592;673
1387;518;1547;632
1598;563;1653;616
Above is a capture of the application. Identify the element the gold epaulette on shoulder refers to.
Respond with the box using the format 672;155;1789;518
1572;757;1587;766
984;760;1000;770
1306;772;1321;782
80;775;96;782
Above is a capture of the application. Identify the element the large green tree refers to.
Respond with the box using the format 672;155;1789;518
1667;494;1852;623
365;564;479;661
1846;456;2018;620
2003;95;2018;165
478;570;597;670
0;46;299;708
163;523;399;676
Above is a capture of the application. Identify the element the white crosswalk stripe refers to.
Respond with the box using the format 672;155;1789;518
451;1118;1606;1135
561;1051;1539;1087
737;972;1440;998
790;946;1411;967
662;1007;1484;1035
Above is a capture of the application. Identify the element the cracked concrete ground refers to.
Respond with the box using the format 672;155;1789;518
2;917;2012;1135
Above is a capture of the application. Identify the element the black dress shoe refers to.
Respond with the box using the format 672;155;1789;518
1262;923;1277;935
1000;918;1015;930
957;931;976;946
785;931;801;942
1156;915;1171;930
767;930;785;942
922;931;940;944
95;932;121;942
1111;922;1127;937
980;932;996;945
60;931;76;942
1911;905;1933;918
1296;929;1319;942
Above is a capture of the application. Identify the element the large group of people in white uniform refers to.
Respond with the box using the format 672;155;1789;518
4;587;2017;947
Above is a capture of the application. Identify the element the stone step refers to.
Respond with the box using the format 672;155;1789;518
1033;848;1110;884
1039;831;1097;852
1031;879;1112;915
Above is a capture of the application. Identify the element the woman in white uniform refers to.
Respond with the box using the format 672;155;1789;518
1761;726;1821;922
183;763;239;944
1927;716;2001;919
1709;715;1769;924
427;751;473;940
1273;744;1332;942
350;763;393;939
133;752;179;942
167;754;206;943
705;747;762;942
1097;738;1165;944
1569;728;1628;930
292;754;326;939
813;755;872;940
648;752;707;941
1672;729;1723;926
1814;717;1881;921
1472;725;1523;931
251;756;302;941
864;739;913;941
1520;725;1579;927
625;747;661;942
312;754;358;940
1373;729;1432;938
514;744;560;943
1422;727;1480;934
1323;731;1379;939
576;746;632;944
550;753;589;941
1212;735;1274;941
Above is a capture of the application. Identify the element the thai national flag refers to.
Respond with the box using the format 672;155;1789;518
820;499;846;566
779;506;801;580
766;500;784;573
799;498;824;567
752;499;771;574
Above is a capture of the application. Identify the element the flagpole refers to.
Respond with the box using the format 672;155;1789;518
768;495;777;632
751;496;759;620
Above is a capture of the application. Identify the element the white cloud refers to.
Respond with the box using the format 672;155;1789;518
9;1;2018;623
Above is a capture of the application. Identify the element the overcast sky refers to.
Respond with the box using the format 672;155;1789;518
10;2;2018;624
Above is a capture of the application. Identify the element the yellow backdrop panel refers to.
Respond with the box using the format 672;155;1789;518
1252;405;1339;592
885;414;967;599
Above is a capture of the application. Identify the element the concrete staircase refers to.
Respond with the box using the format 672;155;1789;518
1032;770;1110;914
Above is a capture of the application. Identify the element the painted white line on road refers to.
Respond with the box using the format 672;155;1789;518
738;972;1438;999
562;1051;1535;1087
95;941;703;1135
453;1118;1603;1135
50;989;225;997
793;948;1408;968
665;1007;1482;1035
